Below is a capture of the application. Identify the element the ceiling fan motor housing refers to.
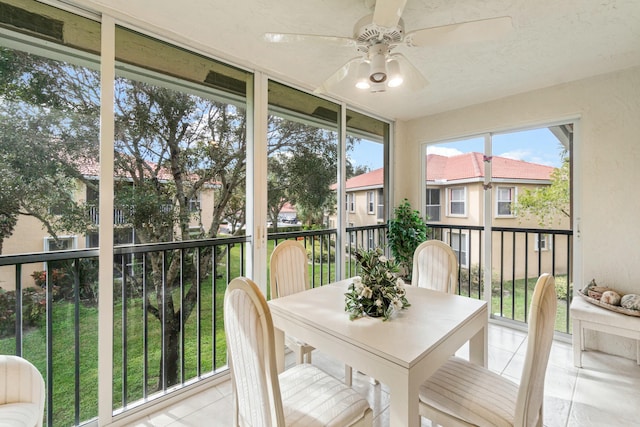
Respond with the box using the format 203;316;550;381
354;14;404;46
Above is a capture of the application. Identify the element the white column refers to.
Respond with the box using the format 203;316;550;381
98;14;115;426
336;103;347;279
247;72;268;293
483;134;493;309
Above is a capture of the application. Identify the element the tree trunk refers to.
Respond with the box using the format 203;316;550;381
160;317;181;389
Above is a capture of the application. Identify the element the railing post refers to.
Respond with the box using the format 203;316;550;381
14;264;22;357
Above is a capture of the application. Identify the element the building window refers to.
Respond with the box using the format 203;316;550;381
45;236;77;252
377;189;384;220
534;233;551;251
367;191;375;214
426;188;441;221
188;194;201;212
346;193;355;212
448;232;468;268
449;187;466;216
349;222;356;245
497;186;515;217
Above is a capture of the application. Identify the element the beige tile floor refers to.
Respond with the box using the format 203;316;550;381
131;323;640;426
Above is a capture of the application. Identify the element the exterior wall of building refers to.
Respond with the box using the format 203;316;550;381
345;189;384;227
0;180;218;291
427;181;570;280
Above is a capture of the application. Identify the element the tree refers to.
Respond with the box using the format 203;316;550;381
266;116;341;228
286;139;338;226
346;160;370;180
0;48;99;253
2;45;345;389
111;79;249;387
267;154;291;231
514;156;570;226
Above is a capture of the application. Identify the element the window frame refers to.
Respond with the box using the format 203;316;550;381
346;193;355;213
448;186;467;217
426;187;441;222
44;235;77;252
496;186;516;217
447;231;469;268
534;233;551;251
367;190;375;214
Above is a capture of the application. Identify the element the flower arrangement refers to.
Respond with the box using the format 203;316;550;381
344;247;410;321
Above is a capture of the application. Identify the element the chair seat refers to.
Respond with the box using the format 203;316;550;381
419;357;517;427
279;364;369;426
0;402;41;427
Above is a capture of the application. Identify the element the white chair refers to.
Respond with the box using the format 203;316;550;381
224;276;373;426
0;355;46;427
269;240;314;364
412;240;458;293
418;273;557;427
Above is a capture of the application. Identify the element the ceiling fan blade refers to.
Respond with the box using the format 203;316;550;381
264;33;357;48
405;16;512;47
372;0;408;28
390;53;429;91
314;57;362;94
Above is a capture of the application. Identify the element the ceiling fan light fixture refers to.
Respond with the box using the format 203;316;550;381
370;82;386;93
369;51;387;83
355;61;371;89
386;59;403;87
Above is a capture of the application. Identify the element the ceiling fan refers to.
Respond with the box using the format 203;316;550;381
264;0;512;93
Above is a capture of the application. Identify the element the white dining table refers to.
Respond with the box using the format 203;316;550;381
268;279;488;427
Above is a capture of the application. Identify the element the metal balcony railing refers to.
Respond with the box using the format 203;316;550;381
427;223;573;334
0;223;571;426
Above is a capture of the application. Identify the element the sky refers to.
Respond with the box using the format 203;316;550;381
349;127;565;171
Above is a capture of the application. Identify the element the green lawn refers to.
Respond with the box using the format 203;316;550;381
460;274;572;333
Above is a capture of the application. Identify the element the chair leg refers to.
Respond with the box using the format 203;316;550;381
345;365;352;386
304;349;312;364
536;405;544;427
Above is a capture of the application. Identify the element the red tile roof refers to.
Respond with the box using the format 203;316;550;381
343;152;554;189
427;152;554;181
342;168;384;190
76;155;218;185
76;156;174;181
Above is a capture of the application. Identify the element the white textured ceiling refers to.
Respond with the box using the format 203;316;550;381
79;0;640;121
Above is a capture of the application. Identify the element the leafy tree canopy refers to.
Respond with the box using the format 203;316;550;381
514;156;570;227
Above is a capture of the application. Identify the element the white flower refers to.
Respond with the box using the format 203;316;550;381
396;278;405;287
386;272;394;279
362;286;373;299
375;299;383;307
379;255;388;263
392;297;403;310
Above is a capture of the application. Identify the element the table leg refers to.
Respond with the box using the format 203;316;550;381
469;325;488;368
274;327;285;374
386;375;421;427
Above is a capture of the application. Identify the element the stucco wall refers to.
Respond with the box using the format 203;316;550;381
395;66;640;360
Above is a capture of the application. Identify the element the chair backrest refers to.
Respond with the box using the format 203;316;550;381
514;273;558;427
0;355;46;427
269;240;310;299
225;277;284;427
411;240;458;293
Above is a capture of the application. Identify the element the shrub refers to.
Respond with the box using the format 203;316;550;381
31;260;99;305
387;199;428;279
0;287;46;338
305;239;335;263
